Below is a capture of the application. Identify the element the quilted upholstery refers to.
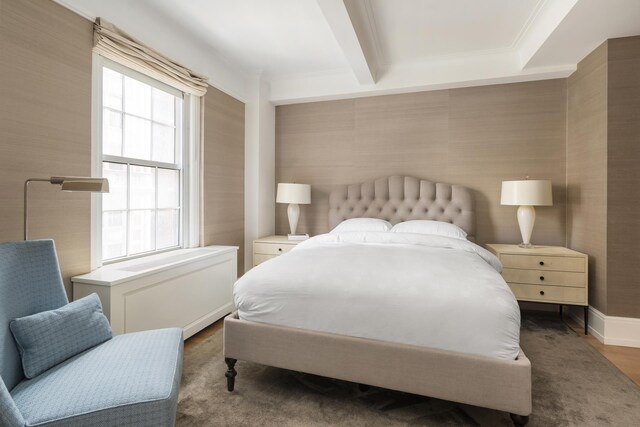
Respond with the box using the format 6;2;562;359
11;328;183;427
10;294;113;379
329;176;476;240
0;240;68;390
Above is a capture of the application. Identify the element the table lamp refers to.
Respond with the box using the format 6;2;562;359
276;183;311;239
24;176;110;240
501;179;552;248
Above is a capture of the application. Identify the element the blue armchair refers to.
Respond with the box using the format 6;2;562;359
0;240;183;427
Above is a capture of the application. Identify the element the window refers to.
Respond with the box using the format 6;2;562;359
96;60;194;263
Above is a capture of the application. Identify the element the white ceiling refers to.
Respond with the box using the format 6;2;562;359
54;0;640;104
527;0;640;68
369;0;542;64
142;0;349;78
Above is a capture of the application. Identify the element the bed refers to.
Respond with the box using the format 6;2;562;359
224;176;532;426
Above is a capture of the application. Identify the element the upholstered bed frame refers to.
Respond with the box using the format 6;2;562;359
224;176;532;426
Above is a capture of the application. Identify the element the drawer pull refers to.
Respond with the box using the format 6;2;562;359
540;290;545;296
278;248;283;252
540;276;545;281
539;261;545;266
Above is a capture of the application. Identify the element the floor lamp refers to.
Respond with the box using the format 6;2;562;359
24;176;110;240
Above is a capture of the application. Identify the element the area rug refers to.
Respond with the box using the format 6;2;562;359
177;313;640;426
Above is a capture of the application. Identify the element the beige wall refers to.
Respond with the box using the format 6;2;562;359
566;36;640;318
0;0;93;297
276;79;568;247
566;42;609;314
606;37;640;318
202;89;246;275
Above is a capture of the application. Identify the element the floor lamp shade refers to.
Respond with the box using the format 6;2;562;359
501;180;552;248
24;177;110;240
276;183;311;235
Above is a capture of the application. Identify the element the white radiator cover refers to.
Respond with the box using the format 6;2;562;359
72;246;238;339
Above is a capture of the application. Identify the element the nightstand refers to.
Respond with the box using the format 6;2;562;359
486;243;589;335
252;235;303;267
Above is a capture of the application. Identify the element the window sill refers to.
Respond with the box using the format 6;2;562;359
73;245;238;287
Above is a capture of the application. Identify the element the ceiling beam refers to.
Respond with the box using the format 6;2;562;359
515;0;580;69
316;0;377;85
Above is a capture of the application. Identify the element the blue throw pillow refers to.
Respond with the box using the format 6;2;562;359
9;293;112;379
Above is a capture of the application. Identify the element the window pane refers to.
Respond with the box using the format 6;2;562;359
102;109;122;156
124;76;151;118
103;211;127;260
102;162;127;211
103;68;122;110
101;68;185;262
129;210;155;255
129;165;155;209
124;115;151;160
152;124;175;163
157;209;179;249
157;168;179;208
152;88;175;125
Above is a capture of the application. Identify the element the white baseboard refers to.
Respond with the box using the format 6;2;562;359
183;302;234;340
569;306;640;348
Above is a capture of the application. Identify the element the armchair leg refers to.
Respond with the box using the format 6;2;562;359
510;413;529;426
225;358;237;392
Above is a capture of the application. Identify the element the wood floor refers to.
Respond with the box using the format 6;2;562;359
185;314;640;387
564;317;640;386
184;319;224;352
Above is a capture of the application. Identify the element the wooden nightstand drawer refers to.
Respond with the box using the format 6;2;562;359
507;282;586;305
252;236;304;267
487;243;590;334
253;253;277;266
253;242;295;255
502;268;586;288
501;254;585;272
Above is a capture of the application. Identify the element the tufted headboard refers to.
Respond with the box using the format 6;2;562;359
329;176;476;240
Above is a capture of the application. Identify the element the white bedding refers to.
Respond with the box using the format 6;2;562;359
234;231;521;360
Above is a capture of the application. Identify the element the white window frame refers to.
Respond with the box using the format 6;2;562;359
91;54;200;269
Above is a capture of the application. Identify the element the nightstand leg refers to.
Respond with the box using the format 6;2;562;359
584;306;589;335
559;304;563;318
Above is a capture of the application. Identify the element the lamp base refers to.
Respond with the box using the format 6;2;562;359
516;205;536;249
518;242;534;249
287;203;300;235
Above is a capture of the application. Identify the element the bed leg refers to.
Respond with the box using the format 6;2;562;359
510;413;529;426
357;383;370;392
225;358;237;392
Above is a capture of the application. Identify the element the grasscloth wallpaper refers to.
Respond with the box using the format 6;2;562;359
276;79;568;247
606;37;640;318
567;42;609;315
0;0;93;296
202;89;246;275
567;37;640;319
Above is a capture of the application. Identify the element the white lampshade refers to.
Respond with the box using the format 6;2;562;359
276;183;311;204
501;180;552;206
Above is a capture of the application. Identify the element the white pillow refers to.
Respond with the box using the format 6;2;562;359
331;218;392;234
390;220;467;240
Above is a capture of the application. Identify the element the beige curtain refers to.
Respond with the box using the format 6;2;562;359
93;18;208;96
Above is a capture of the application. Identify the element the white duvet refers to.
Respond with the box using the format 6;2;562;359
234;231;521;360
